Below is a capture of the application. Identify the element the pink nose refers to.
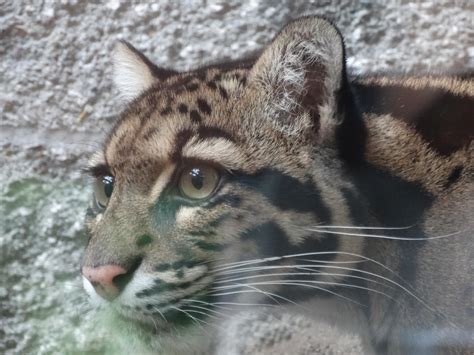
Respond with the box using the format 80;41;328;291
82;265;127;301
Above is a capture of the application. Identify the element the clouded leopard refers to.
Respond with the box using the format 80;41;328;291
82;16;473;354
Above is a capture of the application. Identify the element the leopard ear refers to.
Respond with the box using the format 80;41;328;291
113;41;177;102
249;16;347;142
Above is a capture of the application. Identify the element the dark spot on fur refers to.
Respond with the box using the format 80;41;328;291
218;86;228;100
154;259;203;272
445;166;463;188
208;213;232;228
186;83;199;91
207;81;217;90
137;274;208;298
172;129;193;160
136;235;153;247
196;71;207;80
160;107;173;115
178;104;188;114
188;229;216;237
190;110;202;123
197;98;212;115
194;240;223;252
143;127;159;140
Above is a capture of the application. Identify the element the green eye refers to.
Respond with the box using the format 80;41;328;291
94;175;114;208
179;165;219;200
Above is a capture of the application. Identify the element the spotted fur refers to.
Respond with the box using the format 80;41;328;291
82;17;473;354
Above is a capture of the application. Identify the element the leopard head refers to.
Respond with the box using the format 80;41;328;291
81;16;366;346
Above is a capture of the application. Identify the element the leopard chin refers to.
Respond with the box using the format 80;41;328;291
93;307;212;355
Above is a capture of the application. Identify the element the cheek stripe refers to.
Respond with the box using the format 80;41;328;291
154;259;204;272
194;240;223;252
135;273;208;298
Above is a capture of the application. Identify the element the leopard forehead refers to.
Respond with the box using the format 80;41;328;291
103;66;310;186
105;67;247;172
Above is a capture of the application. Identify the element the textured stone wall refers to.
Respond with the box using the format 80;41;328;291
1;1;472;354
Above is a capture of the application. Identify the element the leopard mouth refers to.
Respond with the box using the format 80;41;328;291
112;292;216;334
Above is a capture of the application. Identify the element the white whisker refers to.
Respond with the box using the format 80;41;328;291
212;281;364;306
306;228;465;241
215;263;422;305
182;299;233;312
215;270;394;290
169;306;209;333
208;284;298;306
183;304;228;318
214;251;366;272
182;307;219;320
151;305;168;323
213;251;456;326
314;224;415;230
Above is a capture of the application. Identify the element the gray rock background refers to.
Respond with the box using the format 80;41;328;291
1;1;472;354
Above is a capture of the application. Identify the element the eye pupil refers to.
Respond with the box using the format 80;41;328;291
94;175;114;209
179;165;219;200
190;168;204;190
102;176;114;198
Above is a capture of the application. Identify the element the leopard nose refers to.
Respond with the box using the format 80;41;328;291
82;265;128;301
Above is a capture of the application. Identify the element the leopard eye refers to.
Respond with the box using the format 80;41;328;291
178;165;220;200
94;175;114;208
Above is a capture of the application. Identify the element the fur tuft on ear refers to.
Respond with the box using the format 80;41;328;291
249;16;347;142
113;41;176;102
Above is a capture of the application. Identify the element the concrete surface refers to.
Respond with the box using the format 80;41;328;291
1;1;473;354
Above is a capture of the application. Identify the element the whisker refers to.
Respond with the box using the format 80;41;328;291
181;307;220;320
183;304;228;318
184;298;277;310
151;305;168;324
223;283;284;305
306;228;465;241
211;281;364;306
214;255;456;327
214;279;393;301
214;251;366;272
169;306;209;333
208;284;298;306
182;299;233;312
296;258;368;264
215;270;394;290
213;301;278;308
313;224;415;230
147;314;159;334
213;251;414;295
215;263;420;304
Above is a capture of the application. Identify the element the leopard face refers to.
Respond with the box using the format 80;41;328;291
82;17;366;342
